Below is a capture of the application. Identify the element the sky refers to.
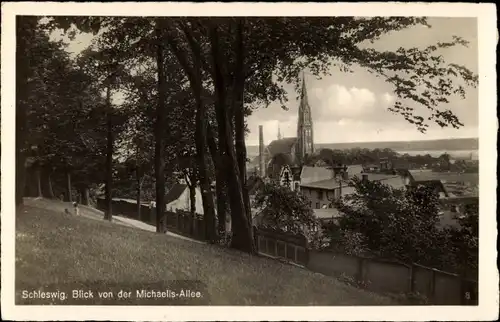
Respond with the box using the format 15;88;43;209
52;17;478;146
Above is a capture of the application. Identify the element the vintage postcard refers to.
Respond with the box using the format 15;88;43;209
1;2;498;321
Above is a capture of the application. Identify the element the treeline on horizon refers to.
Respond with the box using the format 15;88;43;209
247;138;479;155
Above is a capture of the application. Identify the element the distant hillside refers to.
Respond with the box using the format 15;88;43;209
246;138;479;156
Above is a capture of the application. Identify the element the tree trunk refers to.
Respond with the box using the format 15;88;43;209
188;39;217;243
187;179;196;216
35;166;43;198
47;171;55;199
15;17;30;207
207;124;228;236
104;84;113;221
230;19;255;250
15;146;27;206
66;170;72;202
233;75;252;230
186;177;196;236
136;168;142;220
80;186;90;206
194;103;217;242
209;23;255;253
154;19;167;233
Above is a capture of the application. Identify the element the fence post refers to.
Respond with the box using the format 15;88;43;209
253;226;259;253
356;258;365;284
409;264;416;293
191;213;195;236
430;269;436;304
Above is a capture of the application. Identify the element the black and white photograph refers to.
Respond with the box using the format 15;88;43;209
1;2;497;321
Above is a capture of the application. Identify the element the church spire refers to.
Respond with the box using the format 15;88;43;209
296;71;314;164
277;123;282;140
301;71;308;102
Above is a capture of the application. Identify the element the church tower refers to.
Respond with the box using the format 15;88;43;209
296;73;314;164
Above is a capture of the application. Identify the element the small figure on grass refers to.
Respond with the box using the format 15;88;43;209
73;202;79;216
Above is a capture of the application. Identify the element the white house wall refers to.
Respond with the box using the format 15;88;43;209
166;187;205;214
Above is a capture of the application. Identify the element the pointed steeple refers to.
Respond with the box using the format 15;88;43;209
300;71;309;102
295;71;314;164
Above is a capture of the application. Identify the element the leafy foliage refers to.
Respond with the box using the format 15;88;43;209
329;177;477;274
253;182;321;245
25;16;478;253
443;201;478;275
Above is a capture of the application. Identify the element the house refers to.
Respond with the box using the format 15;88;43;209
164;183;205;214
300;165;332;185
407;169;479;186
405;169;479;198
277;164;301;191
300;168;407;210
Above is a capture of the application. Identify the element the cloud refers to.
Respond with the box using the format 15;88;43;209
311;84;394;122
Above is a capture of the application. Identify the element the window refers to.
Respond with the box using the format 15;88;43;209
315;202;320;209
317;190;323;200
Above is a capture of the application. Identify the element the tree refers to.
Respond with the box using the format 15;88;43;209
331;177;447;266
50;17;477;254
444;201;478;276
253;182;321;246
16;18;114;206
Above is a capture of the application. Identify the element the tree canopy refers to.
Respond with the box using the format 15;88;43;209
17;16;478;254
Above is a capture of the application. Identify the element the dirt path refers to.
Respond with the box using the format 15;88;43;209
23;197;204;244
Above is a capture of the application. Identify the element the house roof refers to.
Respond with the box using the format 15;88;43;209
313;208;342;220
165;183;188;204
301;173;405;190
266;137;297;157
409;170;478;185
440;195;479;205
300;166;333;184
300;177;343;190
348;164;364;177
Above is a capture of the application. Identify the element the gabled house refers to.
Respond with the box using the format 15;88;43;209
278;165;301;191
300;171;407;210
164;183;206;214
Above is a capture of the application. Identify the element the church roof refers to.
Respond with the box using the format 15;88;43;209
266;137;297;157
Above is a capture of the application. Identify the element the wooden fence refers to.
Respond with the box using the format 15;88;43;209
96;198;205;241
254;227;309;267
308;250;478;305
94;200;478;304
163;210;206;241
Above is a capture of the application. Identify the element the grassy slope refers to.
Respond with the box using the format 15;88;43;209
15;201;396;305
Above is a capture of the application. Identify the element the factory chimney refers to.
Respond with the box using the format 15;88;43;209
259;125;265;178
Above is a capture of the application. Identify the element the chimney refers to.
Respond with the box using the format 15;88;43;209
259;125;265;178
342;168;349;180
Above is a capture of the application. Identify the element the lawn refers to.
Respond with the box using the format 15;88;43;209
15;200;397;305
